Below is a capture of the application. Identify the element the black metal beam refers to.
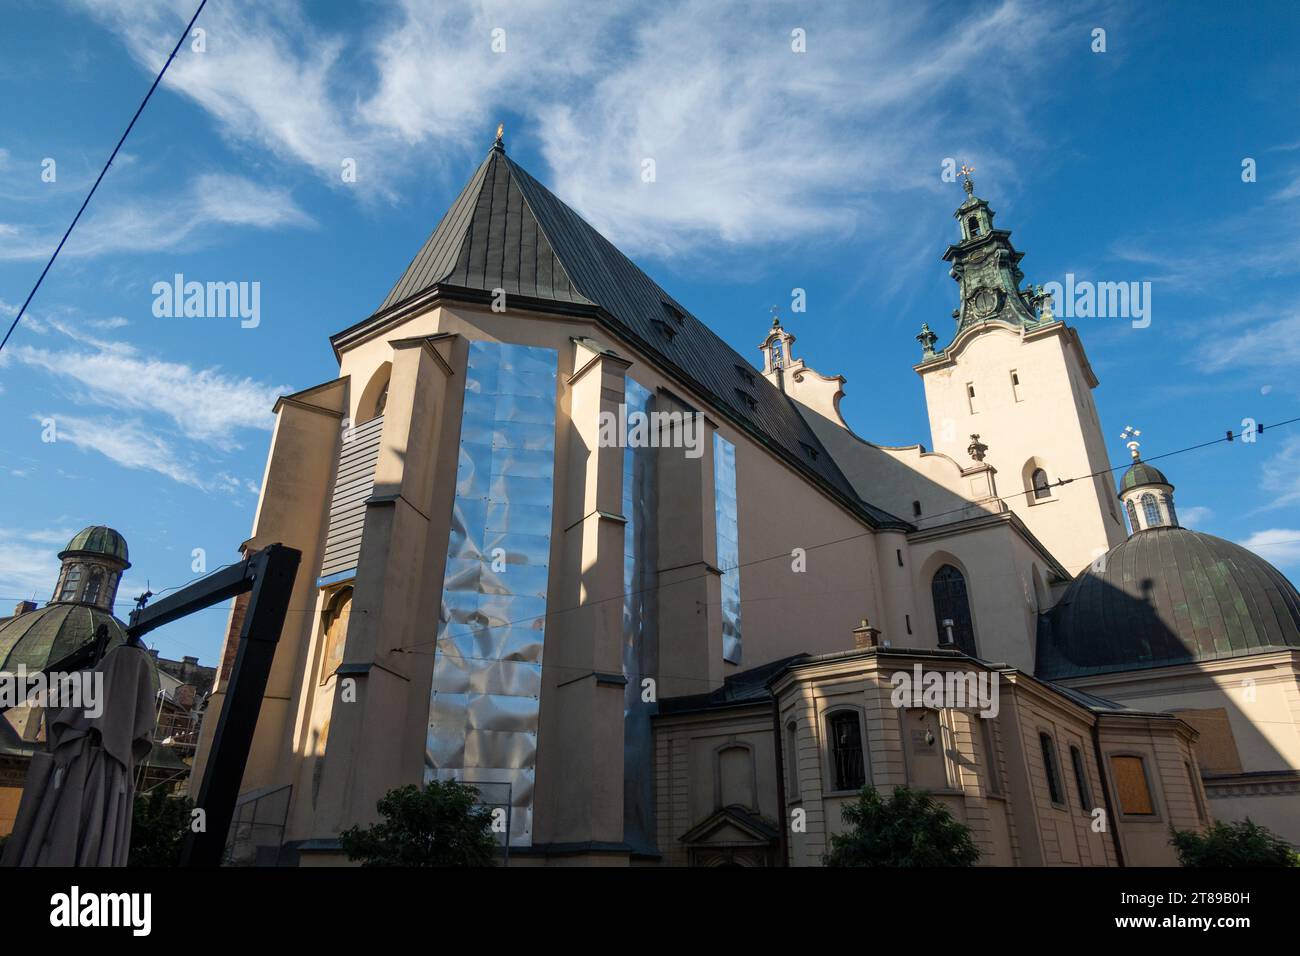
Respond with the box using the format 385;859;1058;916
159;542;300;867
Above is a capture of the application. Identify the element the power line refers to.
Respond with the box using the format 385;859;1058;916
0;0;208;354
4;413;1294;660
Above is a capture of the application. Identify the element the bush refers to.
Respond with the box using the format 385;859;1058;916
825;785;980;867
130;789;195;867
338;781;498;867
1171;819;1298;867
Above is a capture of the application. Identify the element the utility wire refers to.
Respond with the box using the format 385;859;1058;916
5;412;1294;656
0;0;208;354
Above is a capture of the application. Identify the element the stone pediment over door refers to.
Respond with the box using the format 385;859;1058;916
679;805;780;867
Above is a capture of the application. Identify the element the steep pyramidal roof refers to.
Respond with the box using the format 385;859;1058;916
367;141;906;529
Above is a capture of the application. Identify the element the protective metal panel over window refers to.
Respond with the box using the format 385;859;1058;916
319;414;384;581
622;378;658;851
426;341;557;847
714;433;743;664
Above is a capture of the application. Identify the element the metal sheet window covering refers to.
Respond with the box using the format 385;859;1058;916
714;433;743;664
319;415;384;582
426;340;557;847
621;378;658;850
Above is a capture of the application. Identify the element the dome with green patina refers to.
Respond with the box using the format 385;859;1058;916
1119;459;1170;493
0;603;127;672
60;525;130;565
1037;526;1300;679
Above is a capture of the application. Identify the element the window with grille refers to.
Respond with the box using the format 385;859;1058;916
828;711;866;792
1032;468;1052;500
1141;493;1162;529
932;564;976;655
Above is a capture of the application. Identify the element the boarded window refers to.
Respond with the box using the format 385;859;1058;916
718;746;755;810
1170;708;1243;774
1111;755;1155;815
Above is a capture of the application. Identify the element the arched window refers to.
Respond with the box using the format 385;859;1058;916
827;711;866;792
1141;493;1162;529
58;565;82;602
320;586;353;683
1031;468;1052;500
83;568;104;605
967;215;980;237
1161;493;1178;527
932;564;976;655
769;339;784;370
1125;499;1140;533
1040;733;1064;806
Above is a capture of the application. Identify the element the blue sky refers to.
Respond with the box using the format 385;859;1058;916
2;0;1298;666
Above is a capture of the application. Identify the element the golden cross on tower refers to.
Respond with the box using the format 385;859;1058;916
495;122;504;144
959;163;975;180
959;162;975;196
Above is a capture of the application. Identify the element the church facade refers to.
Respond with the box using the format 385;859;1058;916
193;133;1300;865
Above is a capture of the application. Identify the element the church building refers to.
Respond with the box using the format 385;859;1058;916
193;131;1300;865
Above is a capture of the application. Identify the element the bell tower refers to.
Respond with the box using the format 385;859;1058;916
914;170;1126;574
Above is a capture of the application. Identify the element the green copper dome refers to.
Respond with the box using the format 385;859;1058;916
1037;527;1300;679
1119;460;1169;493
0;603;127;671
60;526;130;566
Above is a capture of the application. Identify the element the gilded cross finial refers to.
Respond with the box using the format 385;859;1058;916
960;163;975;196
1120;424;1142;460
770;304;782;328
495;122;504;146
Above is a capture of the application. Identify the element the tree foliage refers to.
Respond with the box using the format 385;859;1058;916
824;785;980;867
338;781;498;867
1171;819;1298;867
129;788;195;867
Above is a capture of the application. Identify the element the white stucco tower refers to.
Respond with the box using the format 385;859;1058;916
913;174;1126;574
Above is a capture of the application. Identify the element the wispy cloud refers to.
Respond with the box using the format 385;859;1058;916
1239;528;1300;567
1178;505;1214;529
0;526;77;601
11;316;289;443
0;172;312;261
71;0;1071;256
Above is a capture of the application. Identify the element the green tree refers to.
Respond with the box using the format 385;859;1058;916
825;785;980;867
129;789;195;867
338;781;498;867
1171;819;1298;867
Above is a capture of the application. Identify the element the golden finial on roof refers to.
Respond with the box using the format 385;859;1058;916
495;122;504;144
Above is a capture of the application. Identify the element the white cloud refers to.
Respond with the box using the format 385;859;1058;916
0;173;312;261
0;527;73;602
39;412;208;488
1258;434;1300;510
1239;528;1300;566
12;318;289;444
1177;505;1213;529
71;0;1069;256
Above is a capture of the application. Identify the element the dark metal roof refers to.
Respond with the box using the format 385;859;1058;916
60;525;129;564
371;144;907;530
657;654;809;715
1119;459;1170;493
0;603;127;672
1036;527;1300;679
